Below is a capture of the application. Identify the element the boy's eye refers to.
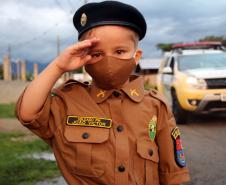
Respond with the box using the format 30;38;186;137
116;50;126;55
91;52;102;58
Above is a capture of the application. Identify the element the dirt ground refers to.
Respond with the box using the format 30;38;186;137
0;118;30;133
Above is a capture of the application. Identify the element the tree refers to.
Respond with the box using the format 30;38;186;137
199;35;226;47
156;43;174;52
156;35;226;52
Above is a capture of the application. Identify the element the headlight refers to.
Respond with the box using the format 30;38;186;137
186;76;207;89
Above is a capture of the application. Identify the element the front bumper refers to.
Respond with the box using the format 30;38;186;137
195;94;226;112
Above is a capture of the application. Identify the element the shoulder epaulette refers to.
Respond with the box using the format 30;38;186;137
149;89;168;105
149;89;173;117
63;79;90;87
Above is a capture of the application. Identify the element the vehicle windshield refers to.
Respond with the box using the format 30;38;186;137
178;53;226;71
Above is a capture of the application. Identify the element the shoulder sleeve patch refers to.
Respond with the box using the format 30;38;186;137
171;127;187;168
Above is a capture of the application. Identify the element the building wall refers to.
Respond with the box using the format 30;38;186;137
0;80;29;104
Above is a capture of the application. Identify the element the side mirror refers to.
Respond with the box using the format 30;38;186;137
162;67;173;74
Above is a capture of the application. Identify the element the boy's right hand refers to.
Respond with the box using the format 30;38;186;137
53;37;99;73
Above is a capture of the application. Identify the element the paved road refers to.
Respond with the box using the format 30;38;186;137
180;113;226;185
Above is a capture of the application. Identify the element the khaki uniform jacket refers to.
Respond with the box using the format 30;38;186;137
16;75;190;185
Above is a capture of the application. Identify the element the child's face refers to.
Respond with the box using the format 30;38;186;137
82;25;142;64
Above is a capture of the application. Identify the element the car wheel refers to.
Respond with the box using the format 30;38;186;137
171;90;189;124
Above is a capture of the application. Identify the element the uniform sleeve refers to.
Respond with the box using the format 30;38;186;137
156;102;190;185
15;88;63;142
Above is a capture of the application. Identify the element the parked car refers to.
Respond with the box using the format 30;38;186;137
157;42;226;123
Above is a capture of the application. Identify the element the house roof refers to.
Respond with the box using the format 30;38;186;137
138;58;162;70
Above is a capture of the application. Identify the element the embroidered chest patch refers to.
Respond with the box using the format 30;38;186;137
148;115;157;142
67;116;112;129
171;127;186;168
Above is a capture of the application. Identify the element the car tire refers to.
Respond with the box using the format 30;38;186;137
171;90;189;124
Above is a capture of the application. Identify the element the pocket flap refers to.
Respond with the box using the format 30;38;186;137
64;126;110;143
137;140;159;163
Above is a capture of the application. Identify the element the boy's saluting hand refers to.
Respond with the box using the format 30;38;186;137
54;38;99;73
19;37;98;122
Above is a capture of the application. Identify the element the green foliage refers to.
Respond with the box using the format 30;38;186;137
156;43;174;52
26;72;33;81
0;132;60;185
156;35;226;52
199;35;226;47
0;103;16;118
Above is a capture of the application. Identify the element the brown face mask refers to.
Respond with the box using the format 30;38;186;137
85;56;136;90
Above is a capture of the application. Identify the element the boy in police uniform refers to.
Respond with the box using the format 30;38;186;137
16;1;190;185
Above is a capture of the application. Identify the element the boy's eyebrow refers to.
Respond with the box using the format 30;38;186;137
89;47;103;53
113;45;130;49
90;45;130;52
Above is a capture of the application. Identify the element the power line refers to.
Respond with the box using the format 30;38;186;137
66;0;75;9
13;23;60;48
54;0;65;10
0;0;82;61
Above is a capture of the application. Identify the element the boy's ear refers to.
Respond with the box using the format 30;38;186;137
134;49;142;65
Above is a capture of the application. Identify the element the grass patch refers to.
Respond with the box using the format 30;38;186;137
0;132;60;185
0;103;16;118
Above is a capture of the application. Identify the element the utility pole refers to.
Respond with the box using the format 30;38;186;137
57;34;66;82
3;44;12;80
57;35;60;56
8;45;11;59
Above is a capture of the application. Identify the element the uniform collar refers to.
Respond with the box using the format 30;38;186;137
121;75;145;102
90;82;114;103
90;75;144;103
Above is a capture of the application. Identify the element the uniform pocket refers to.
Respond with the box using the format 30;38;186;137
134;140;160;185
62;125;110;178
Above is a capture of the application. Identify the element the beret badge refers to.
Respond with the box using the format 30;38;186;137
80;13;87;26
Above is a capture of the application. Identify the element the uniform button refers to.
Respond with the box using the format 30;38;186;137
149;149;153;156
116;125;124;132
113;91;120;97
118;165;125;172
82;132;89;139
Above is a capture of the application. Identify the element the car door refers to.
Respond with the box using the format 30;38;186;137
161;56;175;105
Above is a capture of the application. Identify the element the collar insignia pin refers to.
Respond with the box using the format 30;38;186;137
130;89;139;97
97;90;106;98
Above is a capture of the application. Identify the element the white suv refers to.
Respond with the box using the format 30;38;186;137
157;42;226;123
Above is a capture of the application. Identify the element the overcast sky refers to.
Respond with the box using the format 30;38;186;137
0;0;226;63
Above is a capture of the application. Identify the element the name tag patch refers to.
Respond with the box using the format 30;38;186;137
67;116;112;129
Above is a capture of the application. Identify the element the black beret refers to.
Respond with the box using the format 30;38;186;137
73;1;147;40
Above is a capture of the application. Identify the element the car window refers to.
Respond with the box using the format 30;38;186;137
178;53;226;71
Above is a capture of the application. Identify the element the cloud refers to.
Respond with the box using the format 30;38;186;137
0;0;78;62
0;0;226;63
